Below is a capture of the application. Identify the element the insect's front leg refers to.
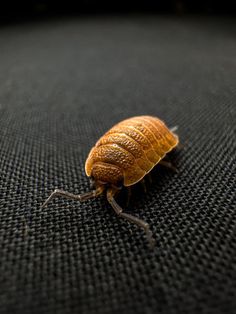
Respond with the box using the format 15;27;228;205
107;188;155;248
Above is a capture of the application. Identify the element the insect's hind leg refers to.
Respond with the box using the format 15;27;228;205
170;126;178;133
107;188;155;248
159;160;178;172
42;187;104;208
126;186;132;207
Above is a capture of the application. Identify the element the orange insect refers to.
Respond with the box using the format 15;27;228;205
42;116;179;246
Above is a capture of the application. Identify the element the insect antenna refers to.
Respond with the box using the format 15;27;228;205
41;186;104;208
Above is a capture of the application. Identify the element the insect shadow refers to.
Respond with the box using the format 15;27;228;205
116;151;178;212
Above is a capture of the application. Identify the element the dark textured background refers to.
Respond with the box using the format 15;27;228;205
0;16;235;314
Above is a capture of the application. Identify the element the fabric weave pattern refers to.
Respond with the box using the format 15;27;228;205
0;16;235;314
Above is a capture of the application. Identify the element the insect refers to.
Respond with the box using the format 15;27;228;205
42;115;179;247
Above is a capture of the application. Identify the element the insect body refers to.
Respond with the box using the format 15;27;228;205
42;116;179;247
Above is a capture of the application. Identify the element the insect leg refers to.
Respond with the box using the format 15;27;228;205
140;179;147;193
126;186;132;207
146;173;153;185
42;187;104;208
170;125;178;133
107;188;155;248
159;160;178;172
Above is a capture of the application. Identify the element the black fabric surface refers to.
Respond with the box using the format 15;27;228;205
0;16;236;314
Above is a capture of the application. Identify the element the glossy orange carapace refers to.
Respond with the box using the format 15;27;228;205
85;115;178;187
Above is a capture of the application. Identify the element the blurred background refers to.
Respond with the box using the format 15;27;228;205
1;0;236;22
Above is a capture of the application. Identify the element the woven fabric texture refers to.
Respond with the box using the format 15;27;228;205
0;16;235;314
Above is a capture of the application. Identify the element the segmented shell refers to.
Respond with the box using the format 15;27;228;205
85;115;179;186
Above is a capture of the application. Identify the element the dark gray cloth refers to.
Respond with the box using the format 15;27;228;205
0;16;235;314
